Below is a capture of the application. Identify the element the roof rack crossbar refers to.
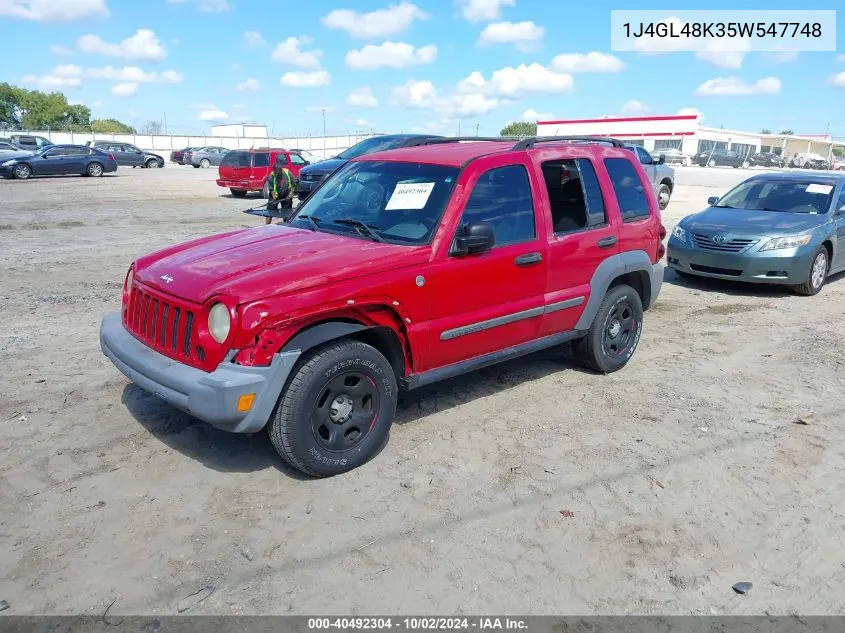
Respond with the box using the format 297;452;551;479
512;136;625;150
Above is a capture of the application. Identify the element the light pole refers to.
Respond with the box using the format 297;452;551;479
322;108;327;138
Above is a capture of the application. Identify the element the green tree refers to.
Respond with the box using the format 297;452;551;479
92;118;136;134
0;82;22;129
833;147;845;158
760;128;771;134
500;121;537;137
780;129;794;135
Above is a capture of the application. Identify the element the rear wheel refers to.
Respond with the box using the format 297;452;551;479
267;340;398;477
87;162;104;177
574;284;643;374
200;158;211;169
793;247;829;296
657;183;671;210
12;163;31;180
230;188;247;197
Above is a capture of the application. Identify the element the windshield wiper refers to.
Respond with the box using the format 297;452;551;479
293;214;321;231
333;218;384;242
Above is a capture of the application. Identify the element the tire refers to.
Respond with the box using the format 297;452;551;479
267;340;398;477
193;164;200;168
657;183;671;210
200;158;211;169
146;158;159;168
708;159;716;167
87;162;104;177
573;284;644;374
12;163;31;180
741;160;749;169
230;188;247;197
793;247;829;296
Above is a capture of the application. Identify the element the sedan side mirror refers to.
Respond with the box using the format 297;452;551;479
303;160;310;166
658;154;666;165
452;221;495;256
707;196;720;206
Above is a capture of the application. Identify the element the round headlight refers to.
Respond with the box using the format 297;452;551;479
208;302;231;344
125;267;133;291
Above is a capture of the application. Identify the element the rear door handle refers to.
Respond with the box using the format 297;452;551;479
514;252;543;266
597;236;617;248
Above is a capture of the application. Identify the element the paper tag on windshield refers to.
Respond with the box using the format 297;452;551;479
385;182;435;210
806;184;833;195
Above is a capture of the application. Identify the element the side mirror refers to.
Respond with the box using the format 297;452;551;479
658;154;666;165
452;221;495;256
304;160;311;166
707;196;719;206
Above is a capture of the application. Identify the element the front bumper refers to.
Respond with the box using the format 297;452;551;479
100;312;300;433
296;179;321;197
0;165;13;177
667;237;813;285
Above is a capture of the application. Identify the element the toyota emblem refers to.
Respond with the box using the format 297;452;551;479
711;235;727;244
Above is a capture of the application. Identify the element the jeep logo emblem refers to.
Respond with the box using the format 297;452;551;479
160;274;174;283
711;235;727;244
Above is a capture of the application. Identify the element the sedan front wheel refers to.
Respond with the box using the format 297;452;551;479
793;247;829;296
12;163;32;180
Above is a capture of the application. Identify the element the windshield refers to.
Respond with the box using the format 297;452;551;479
290;160;459;244
336;136;410;160
714;179;835;214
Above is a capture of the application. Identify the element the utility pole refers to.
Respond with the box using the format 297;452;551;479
475;122;479;136
322;108;327;138
458;121;462;136
163;112;168;135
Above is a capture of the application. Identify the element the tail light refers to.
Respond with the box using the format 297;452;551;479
657;224;667;259
108;153;115;161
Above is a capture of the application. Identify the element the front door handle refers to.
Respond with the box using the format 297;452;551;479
597;236;617;248
514;252;543;266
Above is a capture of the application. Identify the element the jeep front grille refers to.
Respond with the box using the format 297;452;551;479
125;285;196;359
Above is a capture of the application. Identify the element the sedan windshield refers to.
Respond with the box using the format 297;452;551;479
336;136;410;160
290;160;459;244
714;179;835;214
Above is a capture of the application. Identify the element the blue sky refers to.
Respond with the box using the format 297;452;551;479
2;0;843;137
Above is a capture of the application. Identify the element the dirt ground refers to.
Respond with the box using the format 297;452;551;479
1;163;843;617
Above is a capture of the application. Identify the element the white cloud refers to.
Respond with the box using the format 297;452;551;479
838;55;845;62
345;41;437;70
271;36;323;69
456;0;514;22
111;82;138;97
322;1;427;38
281;70;331;87
676;107;703;120
391;79;498;118
21;74;82;89
346;86;378;108
236;78;260;92
550;51;624;73
354;118;372;127
522;108;554;121
763;51;799;63
49;45;72;55
695;37;750;69
91;100;103;107
198;108;228;121
830;71;845;88
167;0;231;11
0;0;109;21
43;63;183;84
244;31;266;47
622;100;649;114
694;76;781;96
477;21;544;51
78;29;167;62
633;17;690;54
465;63;574;97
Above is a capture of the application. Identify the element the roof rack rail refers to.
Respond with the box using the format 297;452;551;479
413;136;516;146
511;136;625;150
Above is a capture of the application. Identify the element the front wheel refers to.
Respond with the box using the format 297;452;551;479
230;188;247;197
12;163;32;180
87;162;104;177
657;183;671;210
267;340;398;477
573;284;644;374
200;159;211;169
793;247;829;296
708;159;716;167
146;159;159;168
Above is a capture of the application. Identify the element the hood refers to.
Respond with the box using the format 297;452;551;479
134;224;428;304
300;158;346;176
0;151;36;161
143;151;163;159
684;206;828;236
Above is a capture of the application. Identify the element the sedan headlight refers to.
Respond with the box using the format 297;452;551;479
2;159;17;167
207;302;231;344
671;225;686;241
759;234;812;251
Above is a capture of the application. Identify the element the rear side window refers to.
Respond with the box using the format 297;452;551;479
604;158;650;221
253;152;270;167
461;165;535;247
220;151;250;167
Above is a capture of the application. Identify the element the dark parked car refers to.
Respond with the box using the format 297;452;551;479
0;144;118;179
295;134;442;200
668;172;845;296
170;147;199;164
749;152;784;168
8;134;53;152
695;149;750;168
89;141;164;168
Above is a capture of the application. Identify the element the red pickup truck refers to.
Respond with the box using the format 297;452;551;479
216;148;309;197
101;136;665;477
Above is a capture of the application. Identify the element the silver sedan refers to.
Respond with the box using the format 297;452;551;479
189;147;231;168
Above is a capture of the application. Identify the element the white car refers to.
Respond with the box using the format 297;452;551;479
651;147;692;166
790;152;829;169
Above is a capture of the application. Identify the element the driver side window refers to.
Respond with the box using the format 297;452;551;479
290;153;306;166
43;148;64;157
636;146;653;165
460;165;535;247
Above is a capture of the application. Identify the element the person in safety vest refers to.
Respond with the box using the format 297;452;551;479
264;162;295;224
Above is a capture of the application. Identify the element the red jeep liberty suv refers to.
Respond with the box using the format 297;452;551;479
216;147;309;197
101;136;666;477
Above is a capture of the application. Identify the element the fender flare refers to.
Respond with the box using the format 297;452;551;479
281;321;368;355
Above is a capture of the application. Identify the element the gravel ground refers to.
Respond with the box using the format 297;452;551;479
0;163;843;617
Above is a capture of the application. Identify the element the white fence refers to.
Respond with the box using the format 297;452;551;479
21;131;380;159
